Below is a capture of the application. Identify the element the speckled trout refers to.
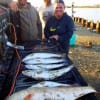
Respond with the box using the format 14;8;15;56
22;65;74;80
31;81;71;88
25;63;68;70
23;58;66;65
22;52;64;62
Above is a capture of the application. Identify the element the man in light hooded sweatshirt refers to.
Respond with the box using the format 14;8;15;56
39;0;53;39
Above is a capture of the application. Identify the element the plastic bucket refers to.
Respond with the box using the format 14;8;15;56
69;33;77;46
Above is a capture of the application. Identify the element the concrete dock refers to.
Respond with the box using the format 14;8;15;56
75;24;100;45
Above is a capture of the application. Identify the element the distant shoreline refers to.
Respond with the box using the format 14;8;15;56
66;6;100;8
75;6;100;8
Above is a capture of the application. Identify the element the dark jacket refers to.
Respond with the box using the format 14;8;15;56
44;13;74;53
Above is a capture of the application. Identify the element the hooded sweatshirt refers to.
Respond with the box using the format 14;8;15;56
44;13;74;53
18;3;42;41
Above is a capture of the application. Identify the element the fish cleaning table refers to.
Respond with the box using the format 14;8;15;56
0;40;97;100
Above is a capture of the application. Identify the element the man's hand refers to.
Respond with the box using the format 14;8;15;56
50;35;59;40
8;1;18;12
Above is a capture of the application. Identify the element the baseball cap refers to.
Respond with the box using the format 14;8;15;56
55;0;65;5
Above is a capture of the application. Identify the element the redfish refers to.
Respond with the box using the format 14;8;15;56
7;86;96;100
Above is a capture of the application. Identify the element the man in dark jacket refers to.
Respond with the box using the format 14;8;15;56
44;0;74;54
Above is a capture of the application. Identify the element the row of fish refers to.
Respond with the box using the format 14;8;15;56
22;52;74;80
22;53;68;70
8;52;96;100
7;86;96;100
22;64;74;80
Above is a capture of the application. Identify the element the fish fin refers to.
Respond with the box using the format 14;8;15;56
24;94;33;100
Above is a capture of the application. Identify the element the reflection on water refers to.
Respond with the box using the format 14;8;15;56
66;8;100;22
